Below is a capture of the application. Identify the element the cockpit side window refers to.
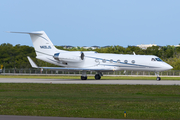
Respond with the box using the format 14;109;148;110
151;58;156;61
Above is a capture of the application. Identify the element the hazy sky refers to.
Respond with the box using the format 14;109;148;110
1;0;180;47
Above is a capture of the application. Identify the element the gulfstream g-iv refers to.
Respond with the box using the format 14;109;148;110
9;31;173;80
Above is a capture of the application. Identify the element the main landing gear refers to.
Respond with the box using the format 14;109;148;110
81;71;87;80
95;72;103;80
95;74;101;80
81;71;103;80
81;76;87;80
155;72;161;81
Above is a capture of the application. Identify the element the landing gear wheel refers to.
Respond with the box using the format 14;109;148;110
95;74;101;80
81;76;87;80
156;77;161;81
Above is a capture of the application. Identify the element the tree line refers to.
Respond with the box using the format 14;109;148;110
0;43;180;70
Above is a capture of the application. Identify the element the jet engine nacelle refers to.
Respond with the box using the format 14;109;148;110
53;52;84;63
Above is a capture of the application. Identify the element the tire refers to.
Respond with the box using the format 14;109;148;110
81;76;87;80
156;77;161;81
95;74;101;80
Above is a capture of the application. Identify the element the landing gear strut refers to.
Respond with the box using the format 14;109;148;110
95;72;103;80
155;72;161;81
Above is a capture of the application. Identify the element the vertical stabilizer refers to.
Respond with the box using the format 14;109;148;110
29;31;59;56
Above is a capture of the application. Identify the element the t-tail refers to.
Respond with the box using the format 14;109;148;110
8;31;64;57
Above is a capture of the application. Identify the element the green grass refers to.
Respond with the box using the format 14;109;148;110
0;83;180;119
1;74;180;80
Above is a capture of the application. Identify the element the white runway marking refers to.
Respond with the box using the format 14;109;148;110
0;78;180;85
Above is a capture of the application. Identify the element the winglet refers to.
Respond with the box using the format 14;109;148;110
27;56;38;68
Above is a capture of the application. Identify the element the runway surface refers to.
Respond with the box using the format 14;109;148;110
0;78;180;85
0;115;131;120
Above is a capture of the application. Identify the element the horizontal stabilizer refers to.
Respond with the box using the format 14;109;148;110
7;31;43;35
27;56;38;68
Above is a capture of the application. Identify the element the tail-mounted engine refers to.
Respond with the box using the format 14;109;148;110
53;52;84;62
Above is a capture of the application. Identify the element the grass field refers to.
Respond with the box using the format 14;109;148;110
0;83;180;119
1;74;180;80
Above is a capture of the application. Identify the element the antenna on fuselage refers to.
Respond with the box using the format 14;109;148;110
133;52;136;55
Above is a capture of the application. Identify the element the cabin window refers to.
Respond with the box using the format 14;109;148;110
124;60;128;64
95;59;99;62
117;59;120;63
131;60;135;64
102;59;106;63
110;59;113;63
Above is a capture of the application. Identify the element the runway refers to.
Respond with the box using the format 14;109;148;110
0;78;180;85
0;115;130;120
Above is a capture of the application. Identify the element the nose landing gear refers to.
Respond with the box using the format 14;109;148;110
155;72;161;81
156;77;161;81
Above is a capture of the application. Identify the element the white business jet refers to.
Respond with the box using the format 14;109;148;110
9;31;173;81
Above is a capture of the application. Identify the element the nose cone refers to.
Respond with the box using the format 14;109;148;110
165;64;173;70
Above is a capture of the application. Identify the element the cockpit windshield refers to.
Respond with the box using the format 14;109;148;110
155;58;162;61
151;58;163;62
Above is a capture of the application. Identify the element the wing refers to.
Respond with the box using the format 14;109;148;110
27;56;114;72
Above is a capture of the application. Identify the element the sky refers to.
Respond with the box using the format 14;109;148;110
1;0;180;47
